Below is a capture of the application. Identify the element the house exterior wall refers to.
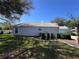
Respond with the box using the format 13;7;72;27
12;26;59;38
71;36;78;40
59;29;69;34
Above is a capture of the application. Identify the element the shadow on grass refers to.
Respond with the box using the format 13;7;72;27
0;37;24;53
0;37;60;59
11;41;59;59
0;37;79;59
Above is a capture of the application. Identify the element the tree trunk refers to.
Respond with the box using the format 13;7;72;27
77;24;79;44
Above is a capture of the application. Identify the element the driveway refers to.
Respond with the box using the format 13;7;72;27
58;39;79;48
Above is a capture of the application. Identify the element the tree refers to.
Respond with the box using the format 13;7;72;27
51;17;65;26
66;16;79;28
3;24;11;30
68;14;79;43
67;14;78;28
75;16;79;26
0;0;32;24
65;20;75;28
76;17;79;43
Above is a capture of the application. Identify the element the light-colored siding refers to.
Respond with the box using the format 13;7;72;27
71;36;78;40
13;27;59;37
59;29;69;33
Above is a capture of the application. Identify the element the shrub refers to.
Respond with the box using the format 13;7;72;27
0;31;3;34
66;35;71;39
71;33;77;36
57;34;61;39
57;33;71;39
61;34;65;39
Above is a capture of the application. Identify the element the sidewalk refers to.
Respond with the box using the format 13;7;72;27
58;39;79;48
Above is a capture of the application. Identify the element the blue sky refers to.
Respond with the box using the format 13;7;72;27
20;0;79;23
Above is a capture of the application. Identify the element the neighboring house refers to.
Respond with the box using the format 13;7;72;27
3;30;12;34
59;26;70;34
70;27;78;40
71;27;77;34
12;23;59;38
0;30;12;34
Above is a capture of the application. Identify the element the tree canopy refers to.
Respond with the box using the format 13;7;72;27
65;20;75;28
0;0;32;23
51;16;79;28
51;17;65;26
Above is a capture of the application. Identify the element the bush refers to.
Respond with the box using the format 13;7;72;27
0;31;3;34
57;33;71;39
57;34;61;38
66;35;71;39
61;34;65;39
71;33;77;36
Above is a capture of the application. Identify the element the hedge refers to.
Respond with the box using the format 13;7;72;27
57;33;71;39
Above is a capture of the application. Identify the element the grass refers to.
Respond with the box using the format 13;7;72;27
0;37;79;59
0;34;11;39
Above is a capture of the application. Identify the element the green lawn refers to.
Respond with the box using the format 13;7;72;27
0;34;11;39
0;37;79;59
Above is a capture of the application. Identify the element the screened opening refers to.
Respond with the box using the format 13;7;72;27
47;33;50;40
15;28;18;33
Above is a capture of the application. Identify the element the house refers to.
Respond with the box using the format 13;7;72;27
59;26;70;34
71;27;77;34
12;23;59;38
70;27;78;40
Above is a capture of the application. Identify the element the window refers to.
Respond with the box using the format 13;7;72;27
38;28;42;31
15;28;18;33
